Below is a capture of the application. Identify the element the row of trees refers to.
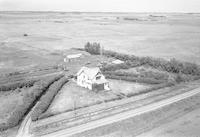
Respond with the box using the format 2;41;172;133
103;50;200;76
83;42;200;76
0;75;64;131
31;76;68;121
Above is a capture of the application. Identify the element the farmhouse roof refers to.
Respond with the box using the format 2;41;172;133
77;67;101;80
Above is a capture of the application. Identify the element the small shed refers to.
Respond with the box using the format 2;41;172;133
64;53;82;62
112;59;124;64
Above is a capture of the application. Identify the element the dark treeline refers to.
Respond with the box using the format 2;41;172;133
84;42;200;76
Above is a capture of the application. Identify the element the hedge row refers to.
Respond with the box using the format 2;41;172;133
31;77;68;121
83;44;200;76
103;50;200;76
0;74;64;131
0;80;37;92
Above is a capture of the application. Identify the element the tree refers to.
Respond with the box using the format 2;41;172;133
84;42;101;55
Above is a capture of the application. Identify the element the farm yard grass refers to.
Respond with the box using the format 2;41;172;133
109;79;152;96
39;77;172;121
45;80;119;117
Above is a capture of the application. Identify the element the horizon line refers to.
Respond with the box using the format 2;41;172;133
0;10;200;14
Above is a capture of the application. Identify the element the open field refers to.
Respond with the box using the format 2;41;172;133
137;106;200;137
1;12;200;64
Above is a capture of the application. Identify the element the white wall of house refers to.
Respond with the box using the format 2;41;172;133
77;72;92;90
77;67;110;91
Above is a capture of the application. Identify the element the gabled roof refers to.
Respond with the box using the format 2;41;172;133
77;67;101;80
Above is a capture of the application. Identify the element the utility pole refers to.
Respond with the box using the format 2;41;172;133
100;45;104;64
73;97;77;118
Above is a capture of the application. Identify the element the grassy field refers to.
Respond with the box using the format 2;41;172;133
109;79;152;96
1;12;200;64
137;107;200;137
0;89;24;123
45;80;119;115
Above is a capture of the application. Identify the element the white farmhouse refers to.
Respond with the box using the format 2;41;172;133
76;67;110;91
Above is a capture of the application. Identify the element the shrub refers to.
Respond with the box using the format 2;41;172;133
31;77;68;121
23;33;28;36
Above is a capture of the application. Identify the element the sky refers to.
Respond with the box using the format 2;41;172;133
0;0;200;13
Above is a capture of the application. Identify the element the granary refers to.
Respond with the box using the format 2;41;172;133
76;67;110;91
64;53;82;62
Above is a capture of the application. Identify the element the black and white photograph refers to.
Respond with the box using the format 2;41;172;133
0;0;200;137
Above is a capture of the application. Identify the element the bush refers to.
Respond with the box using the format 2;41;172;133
0;74;64;131
23;33;28;36
31;77;68;121
84;42;101;55
102;50;200;76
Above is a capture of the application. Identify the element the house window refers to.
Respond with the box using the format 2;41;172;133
96;76;101;80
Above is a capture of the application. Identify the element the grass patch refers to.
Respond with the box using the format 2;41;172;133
0;80;37;91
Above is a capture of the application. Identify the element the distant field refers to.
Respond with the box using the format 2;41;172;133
1;12;200;64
